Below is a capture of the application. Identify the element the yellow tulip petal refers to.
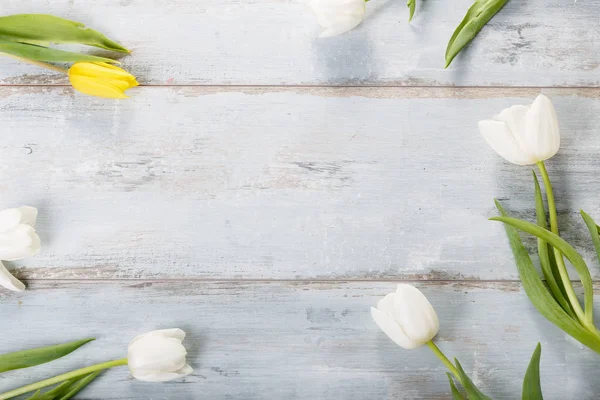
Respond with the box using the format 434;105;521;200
69;75;128;99
68;62;138;99
70;62;135;79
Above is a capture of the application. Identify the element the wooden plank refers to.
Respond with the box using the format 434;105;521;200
0;1;599;86
0;280;597;399
3;87;600;280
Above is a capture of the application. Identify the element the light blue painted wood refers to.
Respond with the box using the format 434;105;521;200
1;87;600;280
0;1;598;86
0;280;598;399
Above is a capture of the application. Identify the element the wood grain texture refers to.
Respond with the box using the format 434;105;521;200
1;280;599;400
2;87;600;280
0;0;599;86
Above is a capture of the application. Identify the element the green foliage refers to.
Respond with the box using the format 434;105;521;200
521;343;543;400
0;338;94;374
24;372;100;400
445;0;510;67
0;42;117;63
492;201;600;353
0;14;128;52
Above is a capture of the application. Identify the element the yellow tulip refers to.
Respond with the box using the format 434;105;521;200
68;62;139;99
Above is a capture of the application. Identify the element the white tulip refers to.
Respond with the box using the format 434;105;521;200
371;284;439;349
308;0;366;37
128;328;193;382
479;94;560;166
0;206;40;292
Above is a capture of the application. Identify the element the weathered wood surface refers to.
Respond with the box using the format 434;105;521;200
1;1;600;86
2;87;600;280
0;280;598;400
2;1;600;398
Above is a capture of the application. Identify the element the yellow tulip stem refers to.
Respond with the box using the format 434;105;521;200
536;161;588;326
0;53;68;74
426;341;460;381
0;358;128;399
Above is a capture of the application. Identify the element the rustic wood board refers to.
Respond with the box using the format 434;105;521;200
2;87;600;280
0;0;599;86
2;1;600;398
0;280;598;400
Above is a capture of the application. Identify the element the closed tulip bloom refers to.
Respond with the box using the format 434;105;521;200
371;284;439;349
479;94;560;166
68;62;139;99
128;328;193;382
0;206;40;292
308;0;366;37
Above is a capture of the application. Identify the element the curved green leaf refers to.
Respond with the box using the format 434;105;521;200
533;172;573;317
522;343;543;400
0;42;117;63
445;0;510;68
24;371;99;400
489;215;594;324
407;0;416;22
0;338;94;373
581;210;600;267
492;201;600;353
447;373;466;400
454;359;492;400
0;14;129;53
58;372;100;400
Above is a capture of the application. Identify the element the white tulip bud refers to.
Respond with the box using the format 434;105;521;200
307;0;366;37
127;329;193;382
479;94;560;166
371;284;439;349
0;206;40;292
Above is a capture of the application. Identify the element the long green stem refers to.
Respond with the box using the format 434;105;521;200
0;358;127;399
0;53;68;73
426;341;460;380
536;161;588;326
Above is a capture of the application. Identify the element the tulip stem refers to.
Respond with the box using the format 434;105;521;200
426;341;460;380
0;53;68;74
0;358;128;399
536;161;589;327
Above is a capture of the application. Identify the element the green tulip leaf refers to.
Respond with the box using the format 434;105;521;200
492;200;600;353
581;210;600;266
57;372;100;400
489;214;594;324
522;343;543;400
447;373;466;400
0;42;117;63
532;172;573;317
25;381;72;400
24;372;99;400
0;338;94;374
445;0;509;68
453;359;492;400
407;0;416;22
0;14;129;53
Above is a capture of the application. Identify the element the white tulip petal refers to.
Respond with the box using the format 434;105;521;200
129;328;186;345
131;364;193;382
371;307;420;349
0;261;25;292
376;292;397;315
393;284;439;345
308;0;365;38
479;120;536;165
0;225;40;261
525;94;560;161
493;104;530;144
0;208;22;233
18;206;38;227
128;337;187;370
